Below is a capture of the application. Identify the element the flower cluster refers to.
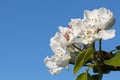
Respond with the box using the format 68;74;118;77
44;7;115;75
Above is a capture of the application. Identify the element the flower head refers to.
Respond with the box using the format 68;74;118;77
84;8;115;29
44;54;70;75
44;7;116;75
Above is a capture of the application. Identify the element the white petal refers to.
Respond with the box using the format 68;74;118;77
56;54;70;67
53;46;66;56
58;26;74;45
50;33;61;48
49;33;67;56
98;30;115;40
59;26;69;34
98;8;115;29
44;56;58;69
84;10;93;19
81;39;89;45
69;19;83;37
83;8;115;29
48;67;63;75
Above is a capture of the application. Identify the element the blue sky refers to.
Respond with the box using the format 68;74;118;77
0;0;120;80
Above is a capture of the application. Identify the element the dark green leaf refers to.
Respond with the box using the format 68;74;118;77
74;47;94;74
93;66;100;73
76;72;93;80
93;66;110;74
74;49;87;74
104;52;120;66
116;46;120;50
92;75;98;80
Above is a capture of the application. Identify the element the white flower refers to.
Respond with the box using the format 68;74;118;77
58;26;74;45
97;8;115;29
50;35;67;56
80;28;99;44
84;8;115;29
68;18;101;44
44;7;116;75
68;19;83;37
72;21;99;44
98;29;115;40
44;54;70;75
84;9;99;25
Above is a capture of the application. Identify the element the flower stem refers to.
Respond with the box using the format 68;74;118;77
99;39;103;59
72;44;82;51
99;39;102;52
93;42;95;49
90;42;95;49
98;68;103;80
98;39;103;80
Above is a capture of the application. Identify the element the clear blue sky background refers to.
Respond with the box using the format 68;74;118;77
0;0;120;80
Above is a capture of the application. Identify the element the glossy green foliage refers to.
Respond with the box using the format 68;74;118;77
104;52;120;66
74;47;94;74
76;72;93;80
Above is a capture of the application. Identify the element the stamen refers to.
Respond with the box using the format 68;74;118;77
64;33;70;41
68;25;72;29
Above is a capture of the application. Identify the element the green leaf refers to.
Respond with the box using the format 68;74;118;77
74;47;94;74
92;75;98;80
74;49;87;74
116;46;120;50
104;52;120;66
93;66;110;74
76;72;93;80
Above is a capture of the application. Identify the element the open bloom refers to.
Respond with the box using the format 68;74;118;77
47;33;71;75
50;34;67;56
68;19;83;37
84;7;115;29
68;19;100;44
58;26;74;45
44;7;116;75
44;54;71;75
